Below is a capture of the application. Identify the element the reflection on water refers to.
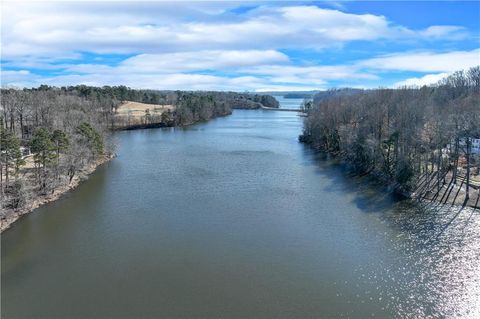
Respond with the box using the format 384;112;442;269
1;109;479;318
311;152;480;318
382;203;480;318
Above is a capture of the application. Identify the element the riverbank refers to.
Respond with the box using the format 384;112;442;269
112;100;233;130
0;107;232;233
0;95;282;232
0;154;114;233
1;104;233;233
114;109;233;131
300;139;480;209
412;171;480;208
4;109;478;318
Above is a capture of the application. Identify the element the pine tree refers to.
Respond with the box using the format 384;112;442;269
77;122;104;157
51;129;70;160
1;126;25;186
30;128;55;191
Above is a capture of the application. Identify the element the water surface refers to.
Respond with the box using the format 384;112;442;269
273;95;305;110
2;109;479;318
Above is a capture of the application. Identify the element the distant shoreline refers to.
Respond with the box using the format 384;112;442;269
111;99;282;131
0;110;232;233
0;99;283;233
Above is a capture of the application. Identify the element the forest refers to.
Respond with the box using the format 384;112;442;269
301;66;480;206
172;91;278;126
0;87;114;222
0;85;278;224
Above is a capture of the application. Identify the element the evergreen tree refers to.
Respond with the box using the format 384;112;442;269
77;122;104;156
51;129;70;160
30;128;56;170
1;126;25;186
30;128;55;192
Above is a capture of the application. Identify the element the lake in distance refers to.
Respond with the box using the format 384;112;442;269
2;98;479;318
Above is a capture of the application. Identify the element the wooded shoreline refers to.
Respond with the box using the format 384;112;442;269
0;153;113;233
300;67;480;209
1;87;280;232
1;106;257;232
2;70;479;233
301;142;480;210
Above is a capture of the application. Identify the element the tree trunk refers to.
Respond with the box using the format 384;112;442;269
437;147;442;192
5;157;9;186
466;137;471;201
20;113;24;139
452;138;459;184
0;160;3;199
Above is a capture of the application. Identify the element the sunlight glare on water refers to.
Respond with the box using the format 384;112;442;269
383;203;480;318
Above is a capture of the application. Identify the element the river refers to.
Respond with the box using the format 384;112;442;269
2;100;479;318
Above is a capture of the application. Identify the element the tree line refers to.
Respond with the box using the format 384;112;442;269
1;88;112;214
31;85;279;111
1;85;279;217
172;91;278;125
301;66;480;202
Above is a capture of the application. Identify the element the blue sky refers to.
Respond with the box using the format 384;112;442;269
1;0;479;91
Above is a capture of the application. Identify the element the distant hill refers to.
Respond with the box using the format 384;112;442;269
312;88;364;104
283;92;318;99
257;89;363;100
258;91;319;99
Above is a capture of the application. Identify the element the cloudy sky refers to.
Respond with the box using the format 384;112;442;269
1;0;479;91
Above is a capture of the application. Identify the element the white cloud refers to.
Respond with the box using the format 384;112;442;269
244;65;378;81
4;49;478;91
118;50;289;72
4;71;322;92
1;3;468;59
360;49;480;72
1;70;42;86
57;49;289;75
1;2;477;91
420;25;467;40
7;52;377;90
393;72;450;88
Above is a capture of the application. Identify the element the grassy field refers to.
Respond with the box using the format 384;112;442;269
116;101;174;116
113;101;175;128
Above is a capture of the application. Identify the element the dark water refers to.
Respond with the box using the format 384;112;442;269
2;110;479;318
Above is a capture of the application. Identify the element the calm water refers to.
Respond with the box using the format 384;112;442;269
273;95;305;110
2;109;479;318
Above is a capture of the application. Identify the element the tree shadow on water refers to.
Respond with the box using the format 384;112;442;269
306;150;402;214
305;148;477;238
